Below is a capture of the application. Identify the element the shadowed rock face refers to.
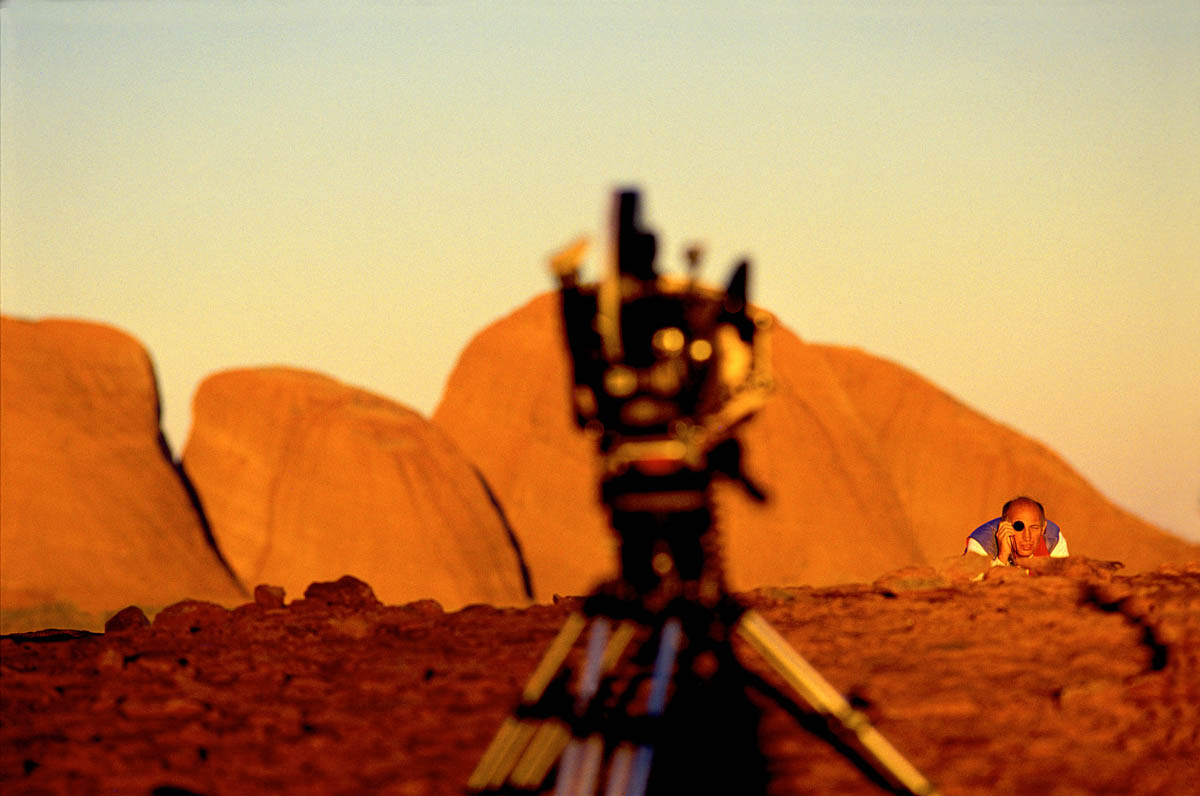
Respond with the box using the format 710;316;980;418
182;368;531;610
0;316;245;633
433;294;1199;600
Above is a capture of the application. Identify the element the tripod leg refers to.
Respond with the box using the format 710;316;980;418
469;612;587;790
510;721;571;788
603;744;634;796
623;617;683;796
736;610;940;796
511;621;638;791
555;618;613;796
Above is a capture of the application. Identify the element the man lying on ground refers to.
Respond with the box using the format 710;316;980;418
965;496;1069;566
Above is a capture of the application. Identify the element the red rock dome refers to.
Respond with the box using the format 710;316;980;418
432;294;1198;599
182;368;531;610
813;343;1199;570
0;316;245;633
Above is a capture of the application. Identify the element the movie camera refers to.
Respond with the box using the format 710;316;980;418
468;189;940;796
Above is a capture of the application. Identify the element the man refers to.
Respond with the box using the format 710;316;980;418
964;496;1069;566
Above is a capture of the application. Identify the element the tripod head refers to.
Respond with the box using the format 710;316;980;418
551;189;774;489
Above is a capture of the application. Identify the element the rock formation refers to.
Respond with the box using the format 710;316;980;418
0;316;245;633
814;343;1200;569
433;294;1199;599
181;368;531;610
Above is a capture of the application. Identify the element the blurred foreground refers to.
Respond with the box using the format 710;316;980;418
3;559;1198;795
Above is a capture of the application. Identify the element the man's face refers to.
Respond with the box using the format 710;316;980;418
1006;503;1045;559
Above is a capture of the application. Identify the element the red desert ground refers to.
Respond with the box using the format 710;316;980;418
2;300;1198;795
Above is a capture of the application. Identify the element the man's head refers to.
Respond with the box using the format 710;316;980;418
1002;497;1046;560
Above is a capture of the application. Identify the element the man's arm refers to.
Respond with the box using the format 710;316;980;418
964;536;1010;566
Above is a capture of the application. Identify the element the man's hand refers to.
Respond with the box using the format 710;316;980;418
995;521;1016;564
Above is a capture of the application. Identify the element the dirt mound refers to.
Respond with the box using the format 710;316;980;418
433;294;1198;600
0;316;245;633
181;368;531;610
3;564;1198;794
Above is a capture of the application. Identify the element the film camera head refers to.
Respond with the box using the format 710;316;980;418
1012;521;1026;532
551;189;774;489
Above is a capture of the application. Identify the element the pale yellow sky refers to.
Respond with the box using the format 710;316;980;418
2;2;1198;540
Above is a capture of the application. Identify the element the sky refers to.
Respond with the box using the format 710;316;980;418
2;1;1198;542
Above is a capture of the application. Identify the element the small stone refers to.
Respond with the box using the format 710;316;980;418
152;600;231;632
938;555;992;583
254;584;286;609
105;605;150;633
96;647;124;671
985;565;1032;583
398;598;444;620
328;615;370;639
303;575;381;608
874;566;951;594
119;696;205;721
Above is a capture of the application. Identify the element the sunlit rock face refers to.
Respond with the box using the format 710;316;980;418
814;344;1200;571
182;368;531;610
433;293;917;598
433;294;1198;600
0;316;245;633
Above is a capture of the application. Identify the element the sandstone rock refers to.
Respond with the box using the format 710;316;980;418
398;599;446;620
303;575;381;609
104;606;150;633
873;566;952;595
985;565;1033;583
432;294;917;598
0;316;246;634
936;554;993;583
433;296;614;598
1023;556;1121;581
152;599;231;631
182;368;530;610
253;584;286;610
815;344;1200;573
432;294;1199;599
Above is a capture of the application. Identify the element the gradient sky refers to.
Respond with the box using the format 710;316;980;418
2;2;1198;542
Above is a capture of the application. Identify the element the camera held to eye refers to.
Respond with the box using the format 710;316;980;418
1012;520;1025;532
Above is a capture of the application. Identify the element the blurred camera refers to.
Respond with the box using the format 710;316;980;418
1012;520;1025;532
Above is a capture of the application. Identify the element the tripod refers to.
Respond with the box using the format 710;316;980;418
467;190;939;795
467;520;939;795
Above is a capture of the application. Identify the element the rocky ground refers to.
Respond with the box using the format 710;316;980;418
2;558;1198;796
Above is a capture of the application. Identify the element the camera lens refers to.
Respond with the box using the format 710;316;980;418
1012;520;1025;531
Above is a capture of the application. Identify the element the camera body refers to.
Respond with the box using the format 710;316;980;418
555;190;773;489
551;189;774;594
